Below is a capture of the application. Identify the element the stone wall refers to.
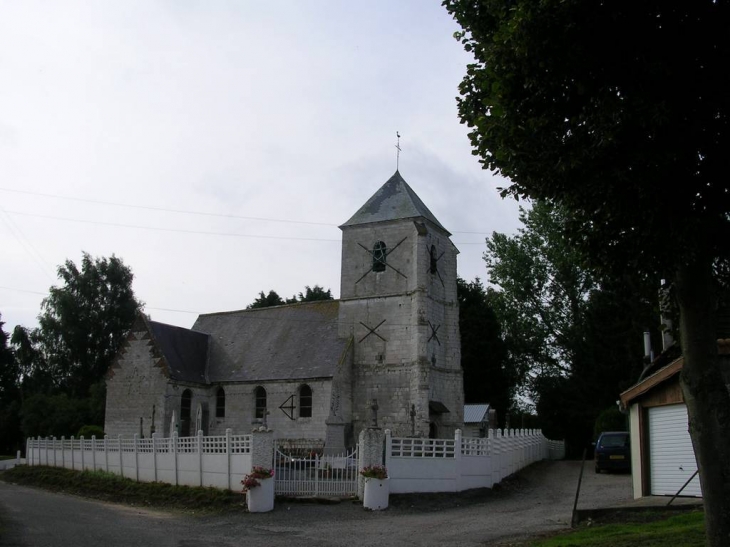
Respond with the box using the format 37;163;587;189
105;330;172;438
208;378;334;439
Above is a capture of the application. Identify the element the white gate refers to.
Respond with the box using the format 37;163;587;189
274;447;358;498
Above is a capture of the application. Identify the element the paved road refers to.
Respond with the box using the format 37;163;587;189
0;461;632;547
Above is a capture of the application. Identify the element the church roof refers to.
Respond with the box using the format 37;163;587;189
148;320;209;384
341;171;449;234
193;300;349;383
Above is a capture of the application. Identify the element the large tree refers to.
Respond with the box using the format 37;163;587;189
444;1;730;542
0;314;22;454
457;277;513;422
10;254;141;438
34;253;142;396
485;202;656;454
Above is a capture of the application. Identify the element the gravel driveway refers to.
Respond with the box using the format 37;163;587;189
0;460;632;547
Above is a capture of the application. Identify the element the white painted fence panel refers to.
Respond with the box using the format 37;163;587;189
26;429;253;492
385;429;562;494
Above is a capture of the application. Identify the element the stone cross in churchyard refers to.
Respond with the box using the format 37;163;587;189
370;399;379;428
410;404;417;436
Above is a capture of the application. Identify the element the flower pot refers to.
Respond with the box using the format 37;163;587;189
246;476;275;512
363;477;389;510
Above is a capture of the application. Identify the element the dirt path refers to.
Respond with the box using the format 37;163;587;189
0;460;631;547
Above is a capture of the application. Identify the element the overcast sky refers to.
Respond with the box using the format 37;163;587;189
0;1;525;334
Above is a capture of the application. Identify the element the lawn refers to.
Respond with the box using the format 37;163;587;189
529;511;705;547
0;465;247;514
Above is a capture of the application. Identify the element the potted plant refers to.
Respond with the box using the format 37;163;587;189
242;466;275;512
360;465;389;510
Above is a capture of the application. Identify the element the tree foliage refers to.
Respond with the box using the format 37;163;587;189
7;253;142;443
35;253;142;396
444;1;730;542
485;202;596;380
247;290;287;309
456;277;513;423
485;202;656;455
298;285;333;302
247;285;334;309
0;315;22;454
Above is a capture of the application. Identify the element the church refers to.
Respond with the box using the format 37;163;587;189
104;171;464;448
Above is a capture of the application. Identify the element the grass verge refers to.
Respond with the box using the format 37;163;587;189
526;510;705;547
0;465;246;514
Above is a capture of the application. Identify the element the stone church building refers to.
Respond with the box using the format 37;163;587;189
105;171;464;448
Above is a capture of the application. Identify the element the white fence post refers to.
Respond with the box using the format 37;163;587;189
454;429;463;490
225;428;232;491
173;431;179;486
37;436;42;467
26;438;30;466
71;436;76;471
384;429;392;470
91;436;96;471
133;433;139;482
118;435;124;479
52;437;56;467
152;432;158;482
104;435;109;472
198;430;204;487
80;436;85;471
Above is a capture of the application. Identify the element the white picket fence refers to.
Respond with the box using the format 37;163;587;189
25;428;564;497
385;429;563;494
26;430;253;490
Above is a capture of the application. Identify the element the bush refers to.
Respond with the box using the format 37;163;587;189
77;425;105;439
594;406;627;439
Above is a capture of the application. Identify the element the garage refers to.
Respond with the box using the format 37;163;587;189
647;404;702;497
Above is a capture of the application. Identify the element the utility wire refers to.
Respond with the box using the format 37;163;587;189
4;211;341;243
3;210;487;245
0;186;492;235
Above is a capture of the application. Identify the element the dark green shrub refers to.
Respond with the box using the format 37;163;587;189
593;406;627;439
77;425;105;439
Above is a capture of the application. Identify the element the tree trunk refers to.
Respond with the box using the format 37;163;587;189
675;254;730;547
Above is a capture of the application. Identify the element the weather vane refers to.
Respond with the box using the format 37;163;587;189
395;131;402;170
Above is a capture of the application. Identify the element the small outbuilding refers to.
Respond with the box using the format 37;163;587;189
619;354;705;499
463;404;496;438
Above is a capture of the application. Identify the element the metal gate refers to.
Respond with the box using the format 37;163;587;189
274;447;358;498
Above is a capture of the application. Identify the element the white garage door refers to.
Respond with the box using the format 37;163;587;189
648;404;702;497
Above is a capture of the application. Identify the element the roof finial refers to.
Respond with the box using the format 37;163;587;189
395;131;402;171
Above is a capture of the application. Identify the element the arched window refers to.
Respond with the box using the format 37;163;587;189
299;384;313;418
216;387;225;418
180;389;192;436
372;241;387;272
255;386;267;419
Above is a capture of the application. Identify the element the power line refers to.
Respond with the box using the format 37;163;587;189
0;187;334;227
4;211;341;243
0;206;55;281
0;186;492;235
2;210;488;244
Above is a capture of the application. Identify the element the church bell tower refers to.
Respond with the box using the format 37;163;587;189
338;171;463;439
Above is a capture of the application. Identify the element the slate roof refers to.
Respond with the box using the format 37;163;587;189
148;320;209;384
463;404;490;424
192;300;349;383
341;171;449;234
